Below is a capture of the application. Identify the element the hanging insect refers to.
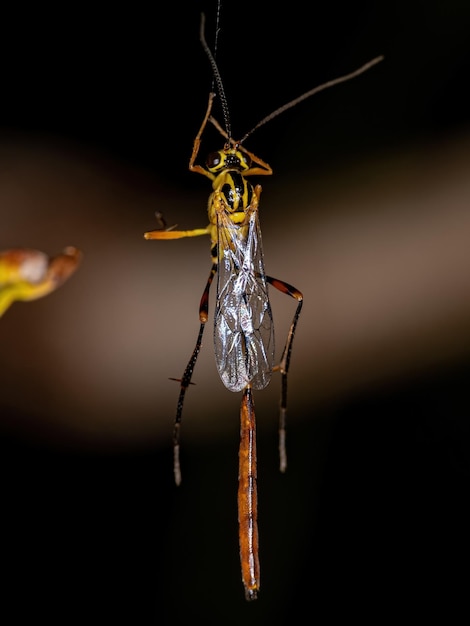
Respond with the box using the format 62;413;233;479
145;10;383;601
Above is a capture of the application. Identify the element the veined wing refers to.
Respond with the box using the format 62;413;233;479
214;206;274;392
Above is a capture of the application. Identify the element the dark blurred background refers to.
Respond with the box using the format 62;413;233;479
1;1;470;623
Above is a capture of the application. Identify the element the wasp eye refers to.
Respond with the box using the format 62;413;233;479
240;153;252;169
206;151;222;169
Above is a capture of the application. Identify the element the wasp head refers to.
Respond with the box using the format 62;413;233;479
206;147;251;173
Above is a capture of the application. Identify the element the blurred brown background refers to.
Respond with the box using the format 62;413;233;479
1;1;469;623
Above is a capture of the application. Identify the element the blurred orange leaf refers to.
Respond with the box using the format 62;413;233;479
0;246;82;318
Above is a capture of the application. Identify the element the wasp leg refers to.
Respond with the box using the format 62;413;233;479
172;262;217;485
266;276;303;473
144;226;211;240
189;92;217;180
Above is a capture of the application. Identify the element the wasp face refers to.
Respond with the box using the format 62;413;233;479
206;148;252;173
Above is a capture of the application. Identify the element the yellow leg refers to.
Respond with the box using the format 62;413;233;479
144;226;211;240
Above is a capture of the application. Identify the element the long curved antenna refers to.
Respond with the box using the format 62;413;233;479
212;0;223;73
200;12;232;141
239;55;384;144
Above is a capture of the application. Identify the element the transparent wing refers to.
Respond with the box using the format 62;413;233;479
214;207;274;392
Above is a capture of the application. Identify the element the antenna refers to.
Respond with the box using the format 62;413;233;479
198;8;383;147
239;55;384;144
199;12;232;141
211;0;223;81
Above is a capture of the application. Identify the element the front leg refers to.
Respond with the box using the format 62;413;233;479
189;92;218;180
